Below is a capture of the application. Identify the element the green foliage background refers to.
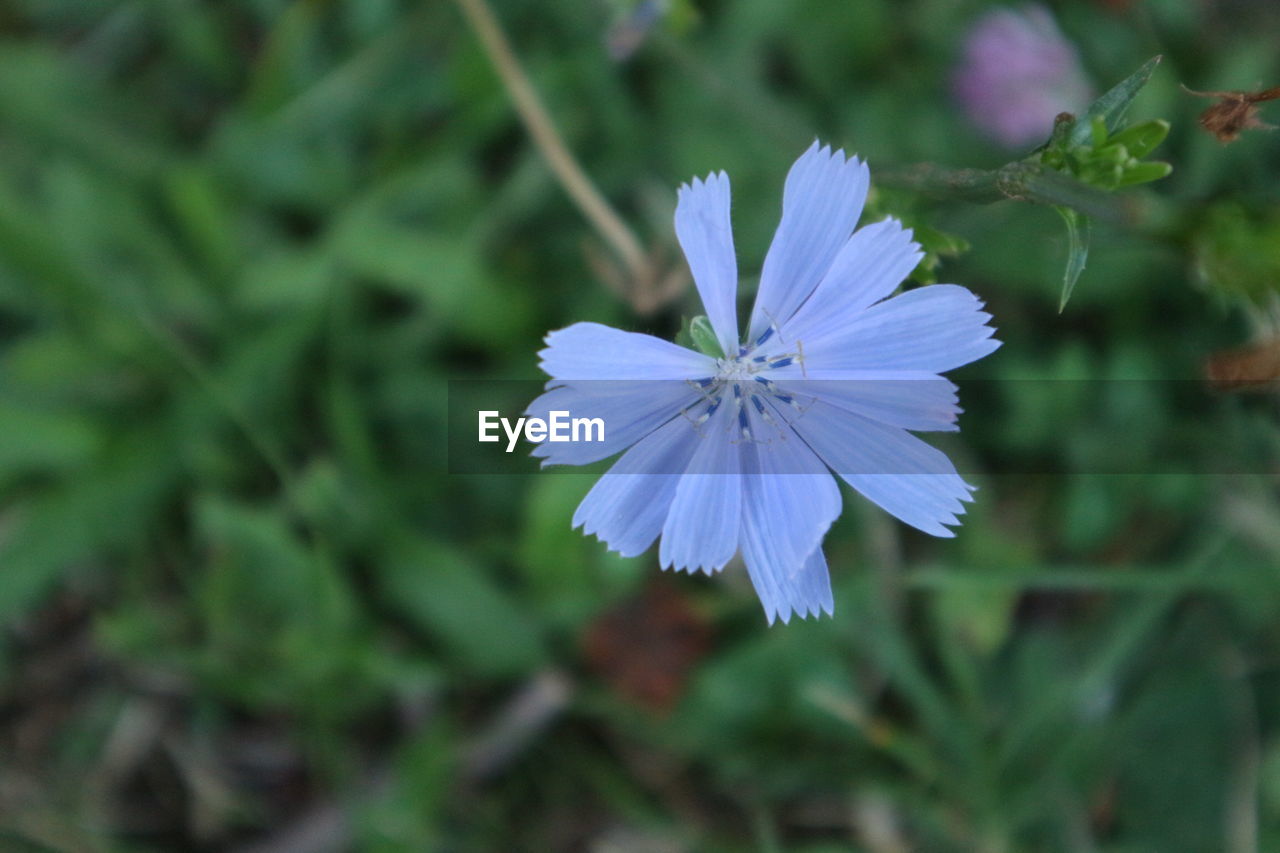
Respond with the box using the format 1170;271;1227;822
1;0;1280;850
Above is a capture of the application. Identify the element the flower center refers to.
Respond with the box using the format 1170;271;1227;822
685;347;808;441
712;341;803;382
715;355;757;381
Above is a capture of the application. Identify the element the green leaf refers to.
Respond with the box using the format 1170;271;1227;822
378;539;547;677
931;582;1017;658
164;165;241;282
674;315;694;350
1117;161;1173;188
1193;202;1280;307
243;0;324;115
0;428;178;625
1068;55;1163;148
0;400;99;487
195;496;324;628
0;45;171;181
329;217;528;343
912;223;971;257
1055;205;1091;311
907;223;972;285
689;314;725;358
1109;118;1171;159
237;248;335;312
1089;115;1109;148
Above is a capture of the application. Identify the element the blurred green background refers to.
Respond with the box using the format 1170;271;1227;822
2;0;1280;850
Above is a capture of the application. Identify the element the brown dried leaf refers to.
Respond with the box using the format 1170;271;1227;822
1205;338;1280;392
581;581;712;713
1183;84;1280;143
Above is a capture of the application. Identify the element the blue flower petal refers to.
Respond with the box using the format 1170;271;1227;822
675;172;739;354
527;381;703;466
777;375;960;432
738;400;841;623
540;322;716;380
788;399;974;537
794;546;835;619
747;142;869;342
572;413;701;557
776;218;922;344
797;285;1001;373
740;537;836;626
660;389;741;574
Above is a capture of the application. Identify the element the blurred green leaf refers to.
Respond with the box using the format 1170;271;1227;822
164;165;242;283
517;475;618;627
243;0;324;116
0;428;178;625
0;44;170;180
930;582;1017;658
378;540;547;677
0;399;99;486
237;247;335;312
1194;202;1280;307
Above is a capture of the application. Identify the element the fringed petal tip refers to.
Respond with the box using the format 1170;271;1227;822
947;288;1003;349
659;543;738;576
573;515;656;560
748;142;871;341
583;531;644;560
804;138;866;168
680;169;729;194
661;559;727;577
748;545;835;626
764;599;835;627
928;484;980;536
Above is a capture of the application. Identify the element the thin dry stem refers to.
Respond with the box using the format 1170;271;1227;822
451;0;648;283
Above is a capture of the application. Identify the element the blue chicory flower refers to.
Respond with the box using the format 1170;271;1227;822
529;142;1000;624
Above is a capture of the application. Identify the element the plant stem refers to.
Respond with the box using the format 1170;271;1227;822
451;0;648;282
875;160;1126;223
